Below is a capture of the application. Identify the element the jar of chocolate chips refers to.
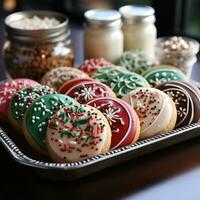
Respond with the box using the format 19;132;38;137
3;11;74;81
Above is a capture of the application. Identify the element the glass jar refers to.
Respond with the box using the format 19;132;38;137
156;36;199;77
84;9;123;62
3;11;74;81
119;5;157;61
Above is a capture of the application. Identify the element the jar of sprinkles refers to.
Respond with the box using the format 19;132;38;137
3;11;74;81
156;36;199;77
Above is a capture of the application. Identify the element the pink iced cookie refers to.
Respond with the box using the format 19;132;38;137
0;78;39;121
78;58;113;76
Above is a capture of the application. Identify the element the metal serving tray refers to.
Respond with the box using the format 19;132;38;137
0;122;200;181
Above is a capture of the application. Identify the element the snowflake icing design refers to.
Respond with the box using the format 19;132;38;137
74;84;110;102
177;107;187;118
104;107;125;126
93;102;125;133
75;86;97;102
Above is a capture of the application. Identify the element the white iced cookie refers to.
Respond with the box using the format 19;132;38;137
122;88;177;139
46;104;111;163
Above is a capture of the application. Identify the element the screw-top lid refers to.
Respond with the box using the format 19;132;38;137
119;5;155;24
84;9;122;28
5;10;70;43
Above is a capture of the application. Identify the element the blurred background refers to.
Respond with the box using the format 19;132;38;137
0;0;200;78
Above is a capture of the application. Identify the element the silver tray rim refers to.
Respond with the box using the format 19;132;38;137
0;122;200;171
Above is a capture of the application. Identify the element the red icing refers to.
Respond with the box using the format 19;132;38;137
78;58;113;76
58;78;93;94
65;81;115;104
87;97;139;149
0;78;39;121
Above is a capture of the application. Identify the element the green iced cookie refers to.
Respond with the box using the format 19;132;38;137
23;94;77;154
9;85;56;132
115;50;152;75
93;66;150;98
143;65;188;87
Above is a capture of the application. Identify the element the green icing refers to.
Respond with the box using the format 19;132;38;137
144;67;187;87
25;94;76;151
93;67;150;98
115;50;152;75
11;85;55;127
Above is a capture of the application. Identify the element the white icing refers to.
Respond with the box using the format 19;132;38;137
46;105;108;162
122;88;173;139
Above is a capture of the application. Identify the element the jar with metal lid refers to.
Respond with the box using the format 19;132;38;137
119;5;157;61
84;9;123;62
3;11;74;81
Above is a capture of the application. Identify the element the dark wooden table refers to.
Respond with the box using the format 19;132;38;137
1;19;200;200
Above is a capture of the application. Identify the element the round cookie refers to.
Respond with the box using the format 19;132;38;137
40;67;89;91
93;66;150;98
46;104;111;163
8;85;56;132
58;77;93;94
115;50;152;75
65;81;116;104
87;97;140;150
143;65;187;87
0;78;39;121
157;80;200;128
78;58;113;76
122;88;177;139
23;94;77;154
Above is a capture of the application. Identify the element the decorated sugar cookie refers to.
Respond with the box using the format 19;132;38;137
23;94;76;154
58;78;93;94
8;85;56;132
93;66;150;98
46;104;111;163
87;97;140;150
143;65;187;87
115;50;152;75
157;80;200;128
65;81;116;104
0;78;39;121
40;67;89;90
78;58;113;76
122;88;177;139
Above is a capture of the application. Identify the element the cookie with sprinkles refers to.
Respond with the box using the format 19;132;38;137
8;85;56;132
46;104;111;163
157;80;200;128
87;97;140;150
0;78;39;122
40;67;89;91
65;81;116;104
122;88;177;139
78;58;114;76
93;66;150;98
22;94;77;154
143;65;187;87
115;50;152;75
58;77;93;94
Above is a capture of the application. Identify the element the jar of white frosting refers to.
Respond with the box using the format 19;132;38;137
119;5;157;61
84;9;123;62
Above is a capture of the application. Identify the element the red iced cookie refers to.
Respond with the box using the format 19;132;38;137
65;81;116;104
87;97;140;149
58;78;93;94
0;78;39;121
78;58;113;76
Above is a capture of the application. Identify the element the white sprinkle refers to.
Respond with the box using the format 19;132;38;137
69;141;77;145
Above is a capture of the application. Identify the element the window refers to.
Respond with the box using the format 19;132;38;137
184;0;200;40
